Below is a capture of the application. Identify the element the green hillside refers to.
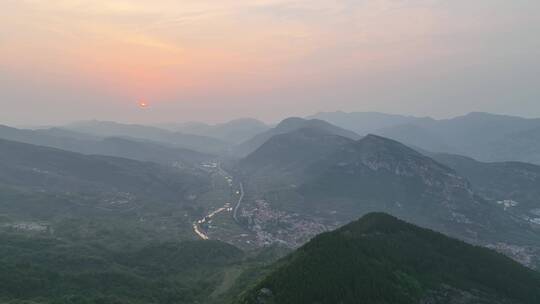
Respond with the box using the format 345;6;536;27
236;213;540;304
0;138;209;202
0;234;244;304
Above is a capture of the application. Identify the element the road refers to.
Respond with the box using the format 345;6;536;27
193;203;232;240
233;182;244;224
193;221;209;240
192;161;240;240
214;162;244;223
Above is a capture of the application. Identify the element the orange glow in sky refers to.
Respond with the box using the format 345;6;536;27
1;1;539;124
0;0;441;102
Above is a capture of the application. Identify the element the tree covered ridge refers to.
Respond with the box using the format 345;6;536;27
0;234;244;304
236;213;540;304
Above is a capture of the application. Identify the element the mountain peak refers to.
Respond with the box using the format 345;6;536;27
275;117;311;130
238;212;540;304
336;212;409;235
355;134;423;158
234;117;360;157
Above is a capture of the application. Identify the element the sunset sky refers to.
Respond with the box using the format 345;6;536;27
1;0;539;125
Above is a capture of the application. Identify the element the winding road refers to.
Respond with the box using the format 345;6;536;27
193;162;244;240
193;203;232;240
233;182;244;224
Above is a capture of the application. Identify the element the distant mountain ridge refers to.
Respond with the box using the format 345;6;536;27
429;152;540;223
233;117;360;157
0;124;213;166
310;111;540;164
308;111;433;134
65;120;229;154
159;118;270;144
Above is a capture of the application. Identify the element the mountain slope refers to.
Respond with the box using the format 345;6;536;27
240;128;353;181
486;126;540;164
0;234;243;304
233;117;360;157
238;133;540;264
0;138;208;201
237;213;540;304
372;112;540;163
298;135;490;234
0;125;213;165
430;153;540;222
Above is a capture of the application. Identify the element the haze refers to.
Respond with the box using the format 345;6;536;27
1;0;539;125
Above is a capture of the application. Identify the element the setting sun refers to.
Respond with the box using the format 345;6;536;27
138;100;149;108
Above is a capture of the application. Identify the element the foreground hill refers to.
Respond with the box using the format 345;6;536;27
237;213;540;304
233;117;360;157
0;234;243;304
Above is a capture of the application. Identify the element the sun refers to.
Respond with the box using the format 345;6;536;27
138;100;149;108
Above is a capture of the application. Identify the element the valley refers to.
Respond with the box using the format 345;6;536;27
2;114;540;303
3;2;540;302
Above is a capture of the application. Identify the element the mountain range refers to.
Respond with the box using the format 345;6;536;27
2;112;540;303
238;125;540;267
310;111;540;164
64;120;229;154
158;118;270;144
0;124;213;166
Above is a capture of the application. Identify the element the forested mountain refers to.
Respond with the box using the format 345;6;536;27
0;235;244;304
236;213;540;304
238;133;540;266
240;128;353;181
0;138;208;201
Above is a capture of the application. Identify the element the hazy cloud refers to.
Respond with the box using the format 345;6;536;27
1;0;539;125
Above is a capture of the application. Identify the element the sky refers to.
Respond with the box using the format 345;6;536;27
1;0;539;125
